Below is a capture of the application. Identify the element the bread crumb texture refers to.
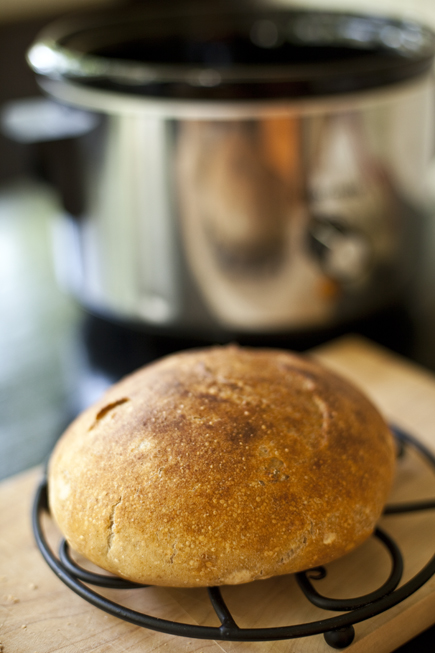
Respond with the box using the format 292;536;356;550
48;345;395;587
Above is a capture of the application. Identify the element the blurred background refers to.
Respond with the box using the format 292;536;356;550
2;0;435;482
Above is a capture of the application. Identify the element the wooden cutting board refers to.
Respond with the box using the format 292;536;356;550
2;335;435;653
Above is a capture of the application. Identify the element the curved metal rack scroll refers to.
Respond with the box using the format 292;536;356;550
32;427;435;649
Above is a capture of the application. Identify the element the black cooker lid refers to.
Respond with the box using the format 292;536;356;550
27;6;435;100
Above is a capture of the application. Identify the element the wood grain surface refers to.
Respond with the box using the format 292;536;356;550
2;335;435;653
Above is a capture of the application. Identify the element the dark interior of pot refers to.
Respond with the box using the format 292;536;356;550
60;10;431;64
85;23;394;68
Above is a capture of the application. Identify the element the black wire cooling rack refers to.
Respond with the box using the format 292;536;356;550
32;426;435;650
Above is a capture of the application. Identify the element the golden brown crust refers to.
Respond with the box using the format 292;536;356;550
48;345;396;587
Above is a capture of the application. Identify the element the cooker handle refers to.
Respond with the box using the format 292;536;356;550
1;97;99;218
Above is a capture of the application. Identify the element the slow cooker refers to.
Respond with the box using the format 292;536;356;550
26;5;435;341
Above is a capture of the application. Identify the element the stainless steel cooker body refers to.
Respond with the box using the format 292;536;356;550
27;8;435;338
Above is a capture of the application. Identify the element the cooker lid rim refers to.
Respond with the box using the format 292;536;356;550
27;7;435;97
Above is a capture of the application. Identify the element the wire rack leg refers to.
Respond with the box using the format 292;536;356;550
324;626;356;649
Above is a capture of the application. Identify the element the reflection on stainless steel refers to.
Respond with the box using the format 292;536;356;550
175;115;329;330
44;74;434;334
52;111;181;326
306;112;398;286
176;120;290;275
174;85;433;330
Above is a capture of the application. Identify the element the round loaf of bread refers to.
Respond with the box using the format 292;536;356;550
48;345;395;587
